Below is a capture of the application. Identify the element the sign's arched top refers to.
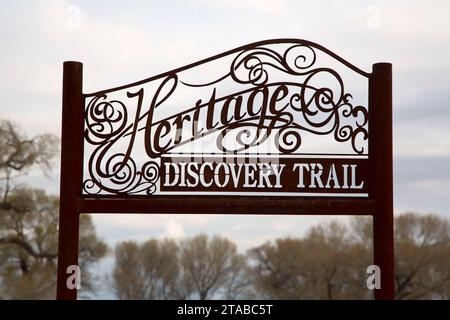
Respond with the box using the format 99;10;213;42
87;38;370;96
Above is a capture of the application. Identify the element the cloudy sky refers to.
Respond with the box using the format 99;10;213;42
1;0;450;257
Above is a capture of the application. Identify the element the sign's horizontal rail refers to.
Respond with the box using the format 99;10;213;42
78;197;376;215
158;192;369;197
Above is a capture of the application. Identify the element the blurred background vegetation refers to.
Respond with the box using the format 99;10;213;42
0;119;449;299
108;213;450;300
0;120;106;299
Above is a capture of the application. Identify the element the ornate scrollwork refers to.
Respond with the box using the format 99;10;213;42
230;44;317;85
83;39;369;195
210;71;367;155
85;95;128;144
84;96;160;195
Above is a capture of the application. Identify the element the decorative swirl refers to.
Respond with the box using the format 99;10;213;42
82;179;101;195
283;44;316;71
275;127;302;153
85;95;128;145
140;161;159;195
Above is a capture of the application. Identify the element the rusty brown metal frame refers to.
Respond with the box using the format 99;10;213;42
56;39;393;300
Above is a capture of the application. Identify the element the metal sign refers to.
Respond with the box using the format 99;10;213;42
57;39;394;300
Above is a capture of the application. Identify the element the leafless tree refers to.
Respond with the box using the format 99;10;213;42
113;239;179;299
249;221;371;299
0;119;107;299
180;234;249;300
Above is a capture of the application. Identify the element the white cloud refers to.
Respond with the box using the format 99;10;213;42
162;218;185;239
395;119;450;157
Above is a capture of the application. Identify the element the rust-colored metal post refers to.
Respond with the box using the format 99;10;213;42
56;61;84;300
369;63;395;300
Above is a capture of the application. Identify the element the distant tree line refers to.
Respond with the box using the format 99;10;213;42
112;213;450;300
